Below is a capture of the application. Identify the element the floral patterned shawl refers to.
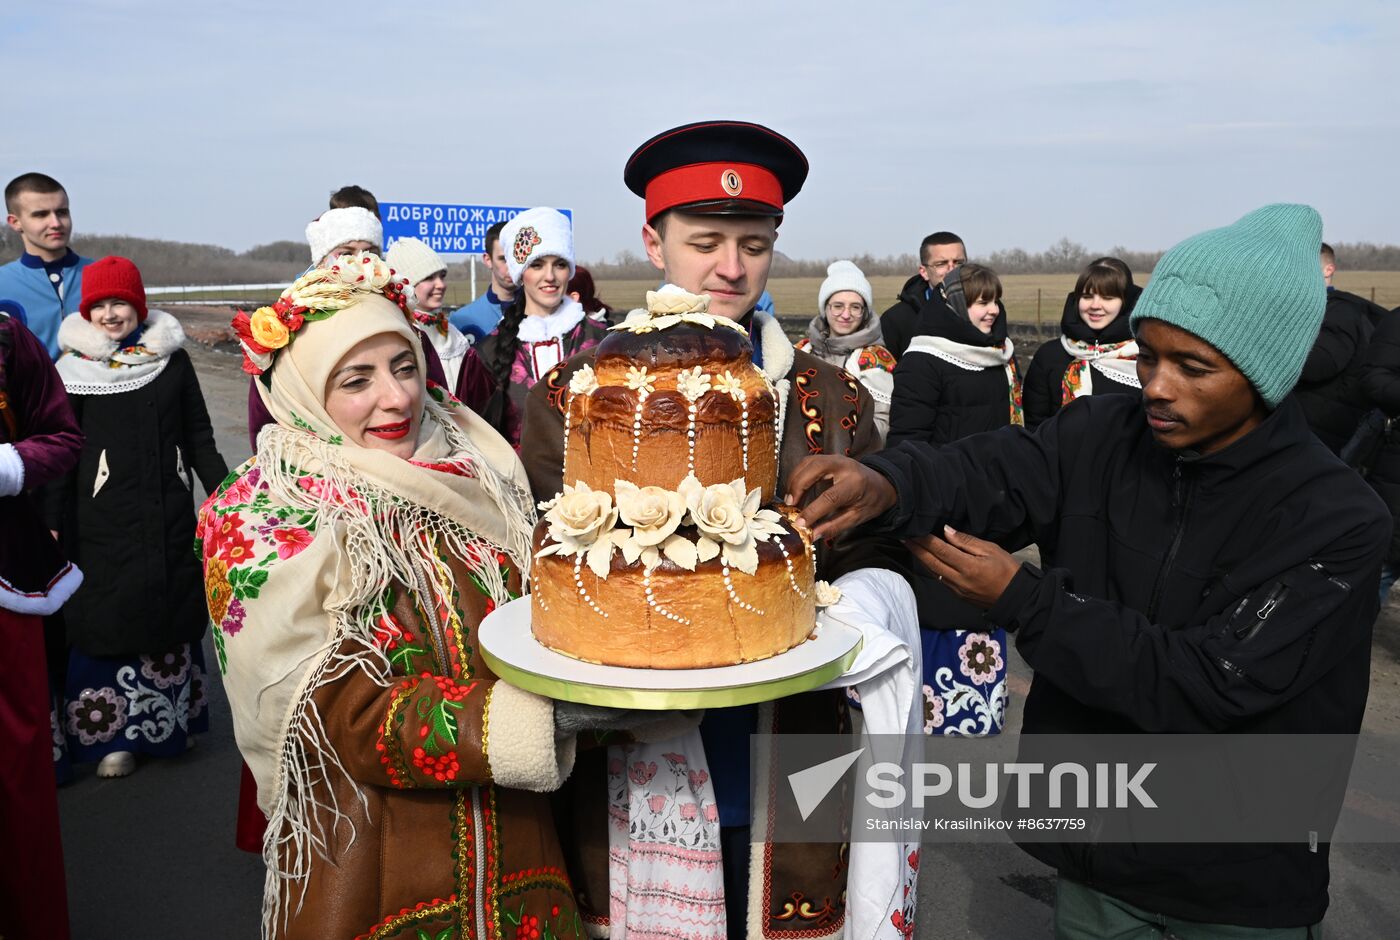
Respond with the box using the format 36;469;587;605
198;290;535;934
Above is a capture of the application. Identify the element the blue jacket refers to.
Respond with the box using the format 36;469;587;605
450;289;507;343
0;251;92;358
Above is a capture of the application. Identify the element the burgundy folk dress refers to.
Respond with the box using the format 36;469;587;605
0;311;83;940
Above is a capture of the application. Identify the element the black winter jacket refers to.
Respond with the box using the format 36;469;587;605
887;290;1018;626
1330;288;1390;331
886;291;1014;448
1023;286;1142;430
1360;305;1400;562
46;349;228;656
1293;292;1374;454
864;394;1389;927
876;274;930;360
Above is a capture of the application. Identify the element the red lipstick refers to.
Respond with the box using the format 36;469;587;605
366;420;411;440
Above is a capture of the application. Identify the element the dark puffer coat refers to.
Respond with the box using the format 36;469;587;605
1293;290;1374;453
1360;305;1400;562
1330;287;1390;331
876;273;931;360
886;291;1015;448
887;286;1018;626
1023;284;1143;430
46;342;228;656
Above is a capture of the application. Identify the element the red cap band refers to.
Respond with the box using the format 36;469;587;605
644;162;784;221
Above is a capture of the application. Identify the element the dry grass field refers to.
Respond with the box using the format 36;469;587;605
591;275;1080;325
591;271;1400;324
158;271;1400;320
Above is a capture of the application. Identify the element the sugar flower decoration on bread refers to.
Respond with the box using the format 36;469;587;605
537;474;792;578
569;364;599;396
610;284;747;335
813;580;842;607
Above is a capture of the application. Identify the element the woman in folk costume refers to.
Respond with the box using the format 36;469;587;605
887;262;1019;736
1023;256;1143;429
386;236;495;414
45;256;226;777
476;208;608;449
200;253;584;939
795;259;896;440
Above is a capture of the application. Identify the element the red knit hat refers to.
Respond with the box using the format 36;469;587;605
80;256;148;322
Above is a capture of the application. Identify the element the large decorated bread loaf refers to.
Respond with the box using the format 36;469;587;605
529;287;837;669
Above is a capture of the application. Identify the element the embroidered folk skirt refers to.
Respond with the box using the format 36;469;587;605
61;641;210;762
846;626;1009;735
917;627;1009;736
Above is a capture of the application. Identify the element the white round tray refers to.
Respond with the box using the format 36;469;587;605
478;596;862;709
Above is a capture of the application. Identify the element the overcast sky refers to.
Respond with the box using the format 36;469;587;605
5;1;1397;262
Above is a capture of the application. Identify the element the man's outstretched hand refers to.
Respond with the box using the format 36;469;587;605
786;454;898;541
906;526;1022;609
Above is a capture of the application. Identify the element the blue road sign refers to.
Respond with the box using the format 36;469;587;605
379;203;572;255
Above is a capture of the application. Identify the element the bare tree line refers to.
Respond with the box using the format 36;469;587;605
586;238;1400;279
4;228;1398;285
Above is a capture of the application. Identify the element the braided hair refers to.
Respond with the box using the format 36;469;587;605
489;294;528;388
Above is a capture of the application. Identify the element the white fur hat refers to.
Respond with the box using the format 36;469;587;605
501;207;574;285
818;259;874;314
386;237;448;287
305;207;383;264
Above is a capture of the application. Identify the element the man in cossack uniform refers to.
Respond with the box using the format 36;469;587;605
522;120;906;938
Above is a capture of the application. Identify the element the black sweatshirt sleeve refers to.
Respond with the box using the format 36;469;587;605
864;401;1074;545
989;514;1385;731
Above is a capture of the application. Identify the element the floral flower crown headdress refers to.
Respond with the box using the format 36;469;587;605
232;252;414;376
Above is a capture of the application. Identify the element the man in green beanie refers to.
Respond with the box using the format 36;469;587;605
785;204;1391;935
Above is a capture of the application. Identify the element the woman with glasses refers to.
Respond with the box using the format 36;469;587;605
794;260;895;440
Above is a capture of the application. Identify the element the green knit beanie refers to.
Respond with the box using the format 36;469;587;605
1130;204;1326;407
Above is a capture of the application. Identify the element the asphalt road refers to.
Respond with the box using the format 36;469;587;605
54;337;1400;939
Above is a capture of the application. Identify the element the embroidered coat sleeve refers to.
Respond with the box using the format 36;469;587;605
310;567;576;795
313;638;574;793
788;351;912;586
